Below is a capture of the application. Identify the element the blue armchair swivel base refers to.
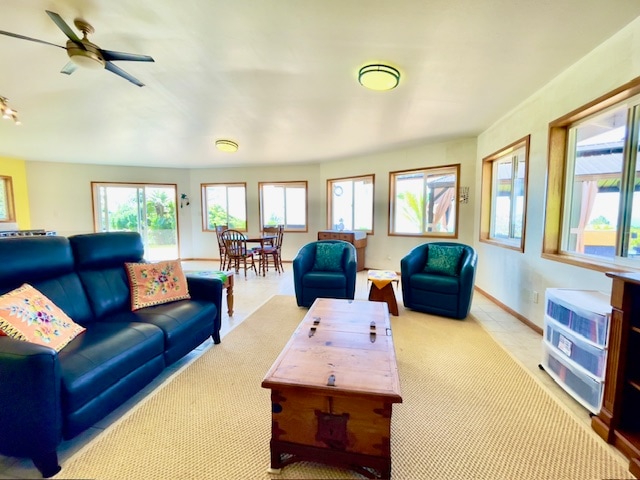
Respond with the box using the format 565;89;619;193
400;242;478;320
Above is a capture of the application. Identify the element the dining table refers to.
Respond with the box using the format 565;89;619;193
244;234;277;276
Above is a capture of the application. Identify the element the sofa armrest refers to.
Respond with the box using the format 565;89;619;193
0;337;62;461
186;275;224;342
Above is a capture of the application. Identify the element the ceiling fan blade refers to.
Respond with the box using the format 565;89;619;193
0;29;65;49
60;61;77;75
45;10;84;47
101;49;154;63
105;61;144;87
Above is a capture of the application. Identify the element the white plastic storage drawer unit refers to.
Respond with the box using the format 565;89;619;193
544;289;611;347
541;288;611;414
541;342;605;413
544;315;607;380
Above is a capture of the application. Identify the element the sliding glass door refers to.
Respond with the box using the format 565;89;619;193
92;182;178;261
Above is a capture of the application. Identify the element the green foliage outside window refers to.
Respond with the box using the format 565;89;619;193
207;204;246;230
397;191;423;230
108;190;176;245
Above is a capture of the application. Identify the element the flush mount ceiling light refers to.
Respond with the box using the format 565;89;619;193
0;96;20;125
215;139;239;153
358;64;401;91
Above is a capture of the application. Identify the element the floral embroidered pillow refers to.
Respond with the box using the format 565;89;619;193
0;283;86;351
126;260;191;311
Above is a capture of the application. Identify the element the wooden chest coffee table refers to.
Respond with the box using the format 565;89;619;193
261;298;402;478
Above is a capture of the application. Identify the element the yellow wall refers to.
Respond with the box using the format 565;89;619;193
584;229;616;246
0;157;30;229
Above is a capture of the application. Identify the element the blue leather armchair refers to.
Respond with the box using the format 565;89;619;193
293;240;357;307
400;242;477;320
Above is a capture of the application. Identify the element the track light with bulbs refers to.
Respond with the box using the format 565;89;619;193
0;96;21;125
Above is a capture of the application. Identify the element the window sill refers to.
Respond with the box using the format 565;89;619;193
479;238;523;252
541;252;639;274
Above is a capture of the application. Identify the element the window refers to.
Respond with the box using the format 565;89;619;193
0;176;15;223
480;136;529;251
545;77;640;270
201;183;247;231
259;181;307;231
389;164;459;237
92;182;178;261
327;175;374;233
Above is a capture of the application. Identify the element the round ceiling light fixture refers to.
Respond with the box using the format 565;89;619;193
358;64;400;91
215;139;239;153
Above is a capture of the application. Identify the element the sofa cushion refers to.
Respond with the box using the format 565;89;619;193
58;321;164;414
0;236;75;291
70;232;144;270
107;300;216;365
424;244;464;276
0;284;86;352
313;243;344;271
125;261;191;311
70;232;146;319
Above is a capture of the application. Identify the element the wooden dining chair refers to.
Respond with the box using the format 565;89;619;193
220;229;257;277
259;225;284;274
214;224;229;270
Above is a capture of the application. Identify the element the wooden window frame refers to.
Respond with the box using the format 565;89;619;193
258;181;308;232
0;175;15;223
326;174;375;234
544;75;640;272
388;164;460;238
480;135;530;252
201;182;248;232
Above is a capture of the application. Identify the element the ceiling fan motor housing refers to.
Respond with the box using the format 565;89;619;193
66;39;105;69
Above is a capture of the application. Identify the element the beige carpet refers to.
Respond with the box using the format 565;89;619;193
55;295;633;480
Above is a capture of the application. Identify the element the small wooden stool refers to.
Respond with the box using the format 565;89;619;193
367;270;399;316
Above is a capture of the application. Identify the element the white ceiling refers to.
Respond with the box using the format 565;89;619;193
1;0;640;169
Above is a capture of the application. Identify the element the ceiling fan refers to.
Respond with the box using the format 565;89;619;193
0;10;154;87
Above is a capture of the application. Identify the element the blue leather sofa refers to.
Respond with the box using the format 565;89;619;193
293;240;357;307
400;242;478;320
0;232;223;477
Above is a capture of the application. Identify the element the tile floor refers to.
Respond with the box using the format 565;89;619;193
0;262;629;478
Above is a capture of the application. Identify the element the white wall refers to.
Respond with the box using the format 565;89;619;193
320;138;477;271
474;16;640;328
22;137;477;270
25;161;191;238
21;16;640;329
185;163;321;261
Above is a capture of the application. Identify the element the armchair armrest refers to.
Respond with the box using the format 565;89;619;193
457;248;479;317
342;243;357;299
293;243;317;307
400;245;428;277
0;337;62;466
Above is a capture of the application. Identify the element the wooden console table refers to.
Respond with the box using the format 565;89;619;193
317;230;367;271
591;271;640;477
262;298;402;478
